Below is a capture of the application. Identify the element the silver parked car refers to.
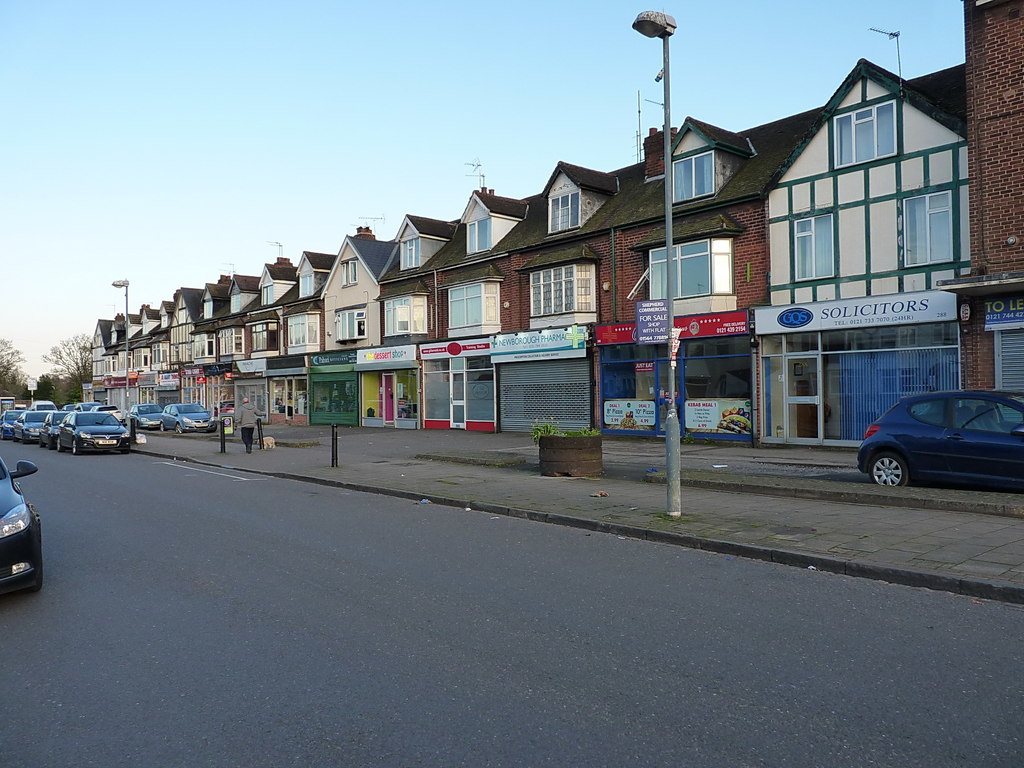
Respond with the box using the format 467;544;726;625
159;403;216;433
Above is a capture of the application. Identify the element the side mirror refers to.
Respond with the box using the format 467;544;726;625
1012;424;1024;438
11;460;38;479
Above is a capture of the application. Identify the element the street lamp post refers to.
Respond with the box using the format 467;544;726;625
112;280;130;421
633;10;682;518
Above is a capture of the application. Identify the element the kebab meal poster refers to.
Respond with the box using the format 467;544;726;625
684;399;752;435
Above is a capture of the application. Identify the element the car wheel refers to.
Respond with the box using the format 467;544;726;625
175;423;183;434
56;439;65;453
160;421;167;432
869;452;910;487
48;437;57;450
72;438;81;456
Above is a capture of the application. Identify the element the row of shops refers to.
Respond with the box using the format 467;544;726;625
89;289;1024;446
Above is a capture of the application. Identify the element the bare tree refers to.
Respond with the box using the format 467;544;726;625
43;334;93;387
0;338;25;394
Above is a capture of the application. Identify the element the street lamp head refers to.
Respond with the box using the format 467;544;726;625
632;11;676;39
112;279;129;288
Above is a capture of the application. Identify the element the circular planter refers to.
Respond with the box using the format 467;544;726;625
538;434;603;477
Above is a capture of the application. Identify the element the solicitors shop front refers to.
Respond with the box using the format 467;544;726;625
308;350;358;426
754;290;959;446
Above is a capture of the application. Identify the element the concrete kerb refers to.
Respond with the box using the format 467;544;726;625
135;445;1024;605
646;470;1024;519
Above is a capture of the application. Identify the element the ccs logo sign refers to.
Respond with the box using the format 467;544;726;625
777;308;813;328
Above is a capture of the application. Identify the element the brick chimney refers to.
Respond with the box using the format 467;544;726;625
355;226;376;240
218;274;232;285
274;257;293;266
643;126;679;180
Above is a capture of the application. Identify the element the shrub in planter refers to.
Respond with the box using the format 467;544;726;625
531;419;603;477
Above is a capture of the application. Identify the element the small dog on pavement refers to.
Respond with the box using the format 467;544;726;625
261;436;276;450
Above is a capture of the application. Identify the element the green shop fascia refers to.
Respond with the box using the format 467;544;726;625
308;349;359;425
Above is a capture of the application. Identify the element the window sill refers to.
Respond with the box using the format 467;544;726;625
529;311;596;330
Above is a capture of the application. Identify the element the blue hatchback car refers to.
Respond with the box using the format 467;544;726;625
1;410;25;440
858;390;1024;490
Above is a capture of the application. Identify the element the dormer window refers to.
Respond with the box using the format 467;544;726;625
299;270;313;297
203;298;213;318
467;217;491;253
673;151;714;202
402;238;421;269
261;283;274;305
549;192;580;232
230;293;241;313
834;101;895;167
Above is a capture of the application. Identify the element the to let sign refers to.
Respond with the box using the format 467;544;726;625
636;299;670;344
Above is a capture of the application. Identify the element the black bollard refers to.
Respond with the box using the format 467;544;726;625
219;416;226;453
331;424;338;467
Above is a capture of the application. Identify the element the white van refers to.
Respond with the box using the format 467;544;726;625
28;400;57;411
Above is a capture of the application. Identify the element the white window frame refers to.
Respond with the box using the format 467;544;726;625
287;314;319;347
672;151;715;202
834;101;896;167
299;271;315;297
385;296;427;336
448;283;499;330
794;214;835;280
648;238;732;299
401;238;421;269
530;264;595;317
261;283;274;305
218;327;244;355
549;192;580;232
203;298;213;318
230;293;241;313
467;218;492;253
336;309;367;340
904;191;953;266
341;261;358;286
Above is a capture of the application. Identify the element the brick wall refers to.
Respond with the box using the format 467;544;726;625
963;0;1024;387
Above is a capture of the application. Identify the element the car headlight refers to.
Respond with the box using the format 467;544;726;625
182;417;194;424
1;504;30;539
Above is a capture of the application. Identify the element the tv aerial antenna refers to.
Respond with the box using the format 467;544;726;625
870;27;903;97
465;158;485;189
354;214;386;230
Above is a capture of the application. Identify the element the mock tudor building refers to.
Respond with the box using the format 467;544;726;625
753;61;968;446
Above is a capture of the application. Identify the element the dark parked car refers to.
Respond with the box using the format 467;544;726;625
129;403;164;430
159;403;216;433
0;456;41;595
74;401;104;412
1;410;24;440
57;411;131;455
38;411;67;450
12;411;50;443
858;390;1024;490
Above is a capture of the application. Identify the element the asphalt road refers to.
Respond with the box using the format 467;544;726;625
2;441;1023;767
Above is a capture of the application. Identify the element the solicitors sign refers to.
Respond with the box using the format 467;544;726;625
754;290;956;334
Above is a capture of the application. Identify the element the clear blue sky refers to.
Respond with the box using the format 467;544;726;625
1;1;966;379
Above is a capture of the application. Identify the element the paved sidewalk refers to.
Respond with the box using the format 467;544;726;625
133;425;1024;604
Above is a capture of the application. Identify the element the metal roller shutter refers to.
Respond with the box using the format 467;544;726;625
998;330;1024;389
498;359;592;432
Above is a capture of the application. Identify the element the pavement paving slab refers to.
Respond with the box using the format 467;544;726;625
132;425;1024;602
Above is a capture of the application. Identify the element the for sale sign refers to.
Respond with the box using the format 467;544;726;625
636;300;670;344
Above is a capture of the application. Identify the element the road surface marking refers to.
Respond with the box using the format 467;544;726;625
156;461;253;481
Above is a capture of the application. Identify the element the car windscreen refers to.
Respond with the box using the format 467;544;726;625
78;413;120;426
137;405;162;414
2;411;23;423
177;405;208;414
25;412;49;423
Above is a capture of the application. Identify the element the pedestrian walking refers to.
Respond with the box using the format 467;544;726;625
236;397;265;453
